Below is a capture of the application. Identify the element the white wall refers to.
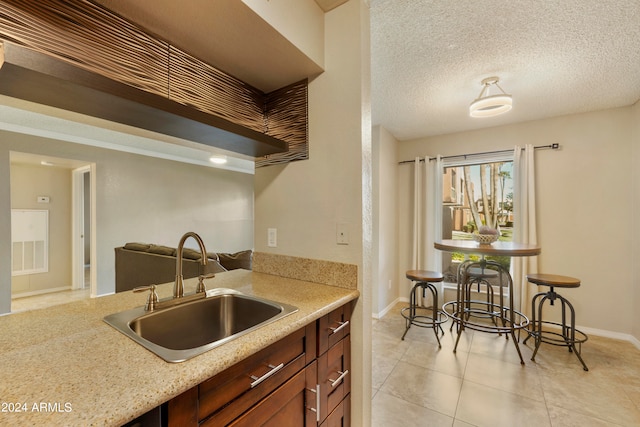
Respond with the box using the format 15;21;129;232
0;149;10;313
632;100;640;339
394;106;635;336
0;130;254;301
254;1;371;424
10;163;72;295
372;125;399;316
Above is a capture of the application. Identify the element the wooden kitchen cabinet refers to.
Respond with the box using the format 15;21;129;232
315;303;351;425
164;301;352;427
321;394;350;427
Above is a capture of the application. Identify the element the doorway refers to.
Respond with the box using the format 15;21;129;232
72;165;93;291
9;152;97;311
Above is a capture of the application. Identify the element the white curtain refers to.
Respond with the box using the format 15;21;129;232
512;144;538;315
411;158;424;271
410;156;443;306
425;155;443;272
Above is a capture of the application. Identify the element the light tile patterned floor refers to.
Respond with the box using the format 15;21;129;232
10;267;91;313
372;303;640;427
11;287;90;313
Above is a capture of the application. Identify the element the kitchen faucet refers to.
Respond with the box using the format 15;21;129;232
175;231;208;298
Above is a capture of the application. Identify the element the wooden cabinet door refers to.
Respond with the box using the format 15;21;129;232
318;335;350;422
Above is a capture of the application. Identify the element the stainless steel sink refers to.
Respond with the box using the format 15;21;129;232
104;289;297;362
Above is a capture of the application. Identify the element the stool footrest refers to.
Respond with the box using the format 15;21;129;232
443;300;529;334
528;321;588;346
401;306;448;327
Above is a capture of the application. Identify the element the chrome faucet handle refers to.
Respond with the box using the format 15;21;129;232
133;285;159;311
197;273;216;293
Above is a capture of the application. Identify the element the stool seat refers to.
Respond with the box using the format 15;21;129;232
406;270;443;282
526;274;580;288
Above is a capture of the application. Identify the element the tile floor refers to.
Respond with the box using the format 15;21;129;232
11;287;90;313
372;303;640;427
10;267;91;313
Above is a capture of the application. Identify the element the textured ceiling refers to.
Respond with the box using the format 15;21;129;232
371;0;640;140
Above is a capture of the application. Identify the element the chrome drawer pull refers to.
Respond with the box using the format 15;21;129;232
250;363;284;388
329;370;349;388
306;384;321;422
329;320;349;335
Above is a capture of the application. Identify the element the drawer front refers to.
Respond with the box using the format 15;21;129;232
318;303;352;356
214;369;306;427
320;393;350;427
199;327;309;423
318;334;350;422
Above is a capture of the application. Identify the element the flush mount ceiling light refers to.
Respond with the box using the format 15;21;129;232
469;76;512;118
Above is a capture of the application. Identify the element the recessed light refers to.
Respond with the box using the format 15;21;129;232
209;155;227;164
40;161;54;166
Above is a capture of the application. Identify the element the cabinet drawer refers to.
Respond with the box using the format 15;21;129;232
225;366;311;427
318;334;350;422
199;326;313;424
317;302;352;355
320;393;350;427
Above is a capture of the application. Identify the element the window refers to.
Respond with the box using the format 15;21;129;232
440;156;514;282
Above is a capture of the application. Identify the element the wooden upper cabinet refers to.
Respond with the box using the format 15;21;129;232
0;1;309;163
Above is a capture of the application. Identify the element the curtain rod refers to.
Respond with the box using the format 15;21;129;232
398;143;559;165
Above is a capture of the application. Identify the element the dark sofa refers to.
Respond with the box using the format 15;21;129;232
115;242;252;293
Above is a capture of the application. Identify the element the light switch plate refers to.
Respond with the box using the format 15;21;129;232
267;228;277;247
337;223;349;245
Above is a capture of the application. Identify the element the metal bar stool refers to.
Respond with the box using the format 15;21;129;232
523;273;589;371
465;266;501;326
449;264;499;331
401;270;448;347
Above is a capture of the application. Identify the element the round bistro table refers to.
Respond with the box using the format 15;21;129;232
435;239;541;364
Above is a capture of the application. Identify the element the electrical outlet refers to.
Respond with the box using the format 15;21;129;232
267;228;277;247
388;279;392;290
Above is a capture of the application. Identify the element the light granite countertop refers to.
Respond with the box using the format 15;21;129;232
0;269;359;426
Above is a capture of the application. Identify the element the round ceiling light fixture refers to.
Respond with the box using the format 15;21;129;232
469;76;512;118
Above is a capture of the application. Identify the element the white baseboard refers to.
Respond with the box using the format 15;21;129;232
373;297;403;319
578;325;640;350
12;286;71;299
